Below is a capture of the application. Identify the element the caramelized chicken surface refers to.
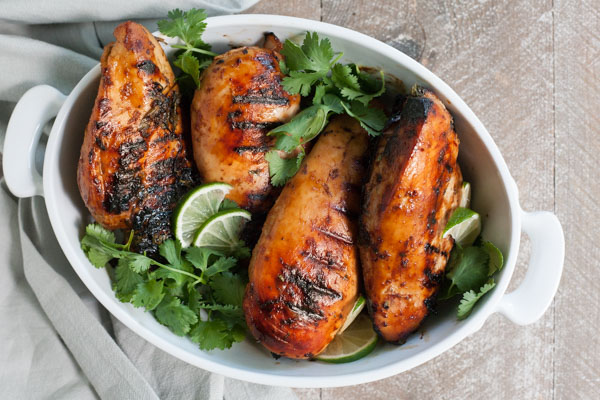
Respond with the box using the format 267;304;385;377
190;35;300;215
77;22;195;254
359;89;462;343
243;116;367;359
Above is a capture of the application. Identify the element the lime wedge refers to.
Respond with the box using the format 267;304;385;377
444;207;481;246
338;295;366;334
192;208;251;255
173;183;233;247
459;182;471;208
316;313;378;363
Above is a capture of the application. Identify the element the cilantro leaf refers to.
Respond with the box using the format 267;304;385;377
482;240;504;276
157;8;209;49
80;235;120;268
457;280;496;320
174;52;201;87
155;295;198;336
204;257;237;277
187;286;203;315
184;247;224;273
159;239;183;267
313;84;327;105
446;245;490;293
85;224;115;244
281;33;333;73
131;279;165;311
282;71;326;96
114;258;144;302
341;100;386;136
265;150;304;187
157;8;215;89
84;246;114;269
331;63;360;92
269;105;331;144
189;319;233;351
210;272;246;307
301;32;335;71
124;253;152;273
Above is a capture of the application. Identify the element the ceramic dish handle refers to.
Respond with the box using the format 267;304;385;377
3;85;66;198
496;209;565;325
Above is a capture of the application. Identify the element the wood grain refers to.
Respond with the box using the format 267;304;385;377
554;0;600;398
244;0;598;398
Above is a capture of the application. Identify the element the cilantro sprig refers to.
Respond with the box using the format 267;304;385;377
81;224;248;350
158;9;215;90
439;237;504;320
267;32;387;186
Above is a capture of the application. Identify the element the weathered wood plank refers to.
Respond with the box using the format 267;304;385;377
554;0;600;398
318;1;555;399
246;0;320;20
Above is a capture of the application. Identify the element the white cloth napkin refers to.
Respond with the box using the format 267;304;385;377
0;1;299;399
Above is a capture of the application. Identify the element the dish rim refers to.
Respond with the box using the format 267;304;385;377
41;14;522;387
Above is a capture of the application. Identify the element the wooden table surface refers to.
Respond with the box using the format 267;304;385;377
246;0;600;398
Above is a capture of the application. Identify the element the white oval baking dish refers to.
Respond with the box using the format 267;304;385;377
3;15;564;388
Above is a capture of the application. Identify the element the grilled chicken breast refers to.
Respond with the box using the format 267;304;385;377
243;116;368;359
359;88;462;343
190;35;300;215
77;22;195;254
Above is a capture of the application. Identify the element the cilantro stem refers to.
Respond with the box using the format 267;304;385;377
171;44;218;57
123;230;134;251
330;52;344;66
151;259;206;284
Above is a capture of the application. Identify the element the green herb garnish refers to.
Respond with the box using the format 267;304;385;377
440;236;504;320
81;224;248;350
267;32;387;186
158;8;215;91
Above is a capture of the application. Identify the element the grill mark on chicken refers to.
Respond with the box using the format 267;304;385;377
230;120;279;130
231;94;290;105
279;262;342;322
284;302;324;321
300;237;346;271
314;226;354;245
233;145;269;154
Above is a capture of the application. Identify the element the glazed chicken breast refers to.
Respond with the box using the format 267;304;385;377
77;22;195;254
243;116;368;359
359;88;462;343
190;34;300;215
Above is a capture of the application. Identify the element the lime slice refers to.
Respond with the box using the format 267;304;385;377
192;208;251;254
459;181;471;208
173;183;233;247
338;295;366;334
444;207;481;246
316;313;378;363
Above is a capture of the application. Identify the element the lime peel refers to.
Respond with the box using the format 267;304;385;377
444;207;481;247
316;313;378;363
173;183;233;247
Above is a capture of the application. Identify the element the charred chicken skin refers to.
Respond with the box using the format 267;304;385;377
77;22;195;254
243;116;367;359
359;88;462;343
190;34;300;215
